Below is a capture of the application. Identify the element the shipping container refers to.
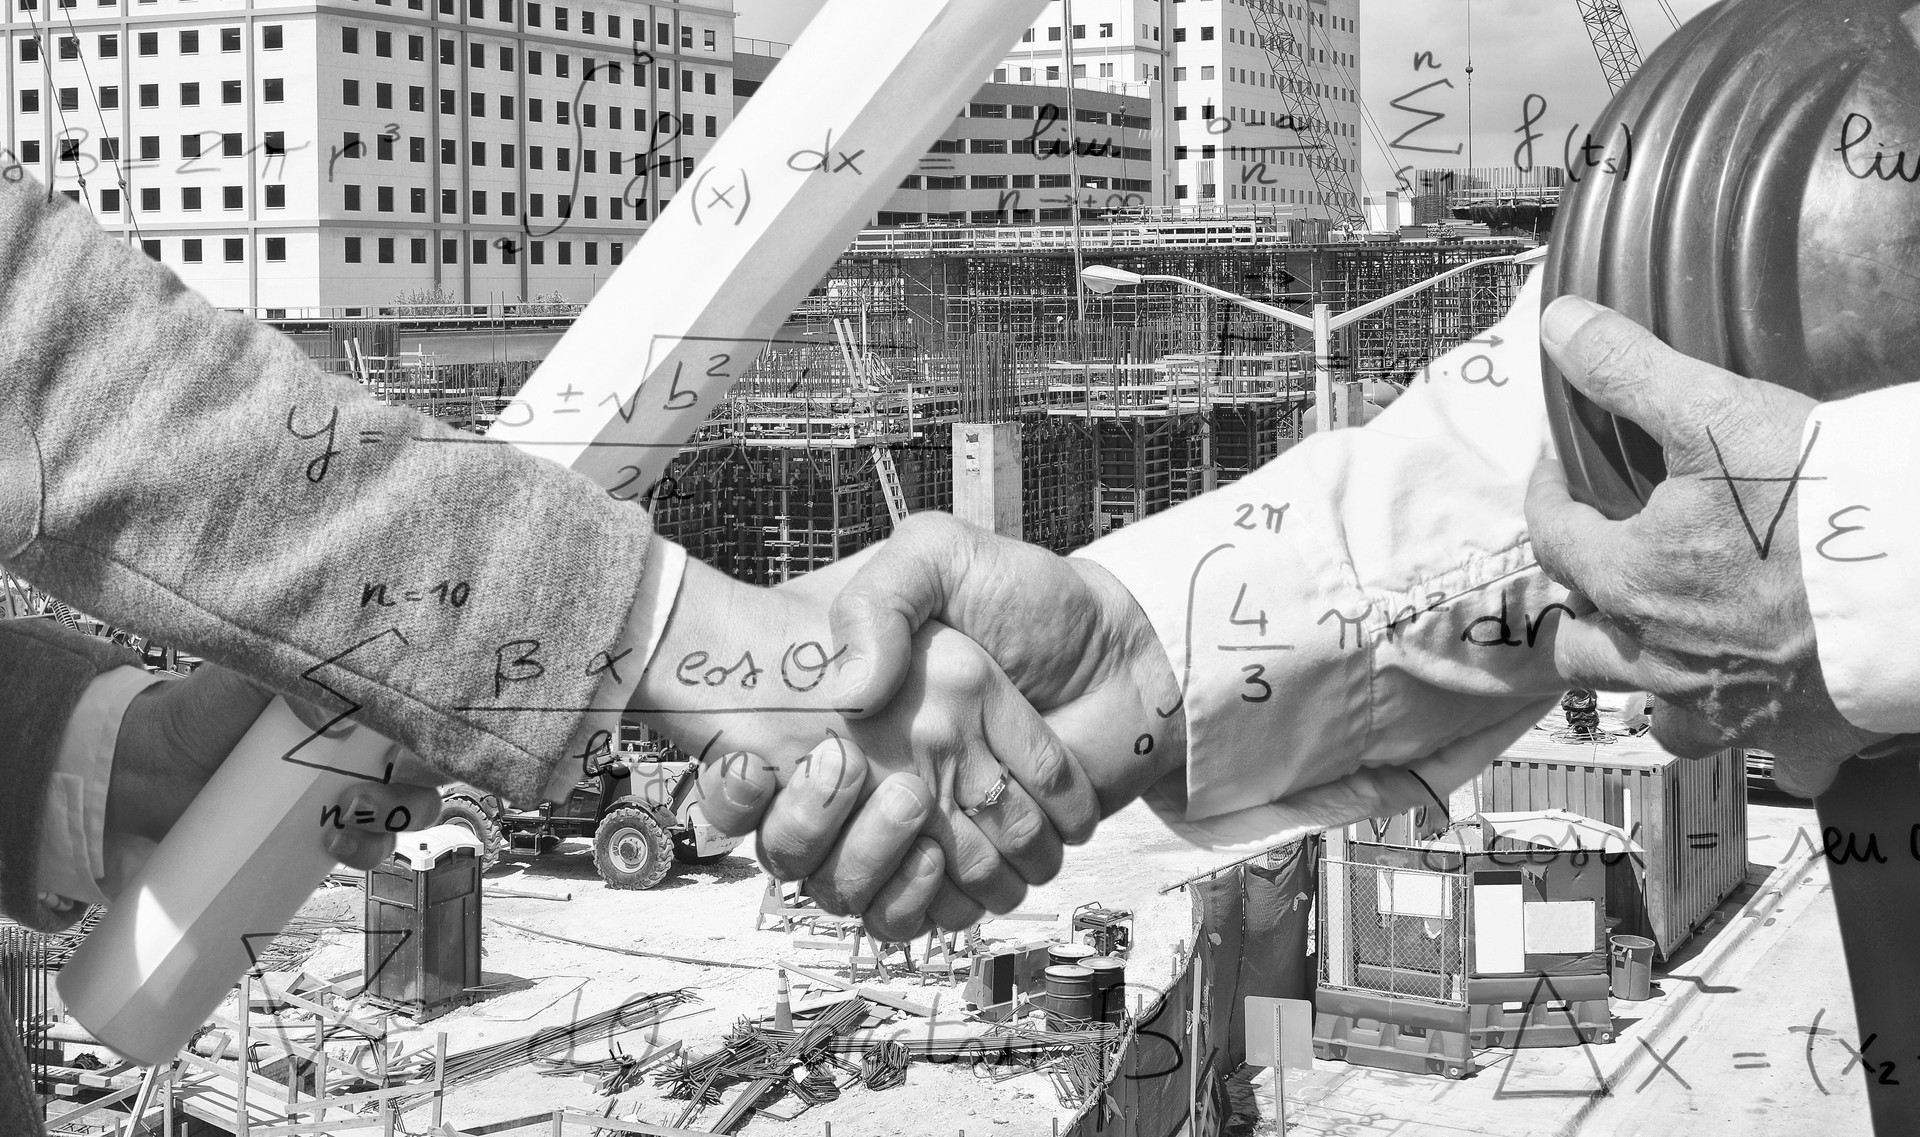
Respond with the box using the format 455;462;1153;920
1476;731;1747;960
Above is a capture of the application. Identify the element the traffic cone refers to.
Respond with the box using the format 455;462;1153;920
775;967;793;1031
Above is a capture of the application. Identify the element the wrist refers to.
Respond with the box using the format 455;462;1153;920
107;682;191;844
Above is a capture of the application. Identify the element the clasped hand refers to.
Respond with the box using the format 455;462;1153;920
693;515;1186;941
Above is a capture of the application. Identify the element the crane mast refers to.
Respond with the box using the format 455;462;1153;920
1573;0;1644;91
1247;0;1365;226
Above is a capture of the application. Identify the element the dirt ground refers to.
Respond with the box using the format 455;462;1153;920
293;798;1229;1137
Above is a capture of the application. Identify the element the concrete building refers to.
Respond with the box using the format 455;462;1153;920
2;0;735;312
996;0;1362;221
733;43;1155;228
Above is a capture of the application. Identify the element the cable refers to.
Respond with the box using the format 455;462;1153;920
58;1;140;244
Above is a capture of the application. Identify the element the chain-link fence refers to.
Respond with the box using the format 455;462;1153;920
1318;856;1470;1005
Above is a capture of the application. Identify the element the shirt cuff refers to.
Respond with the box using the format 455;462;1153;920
542;538;690;801
1797;384;1920;733
35;665;169;912
1073;269;1569;842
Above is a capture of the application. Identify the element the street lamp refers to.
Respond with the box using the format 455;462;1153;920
1081;246;1548;433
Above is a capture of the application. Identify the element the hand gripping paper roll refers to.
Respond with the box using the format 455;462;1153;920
58;699;396;1064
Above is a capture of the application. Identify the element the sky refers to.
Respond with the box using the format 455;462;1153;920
731;0;1721;197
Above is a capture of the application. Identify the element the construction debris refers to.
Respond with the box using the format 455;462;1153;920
491;919;771;971
440;989;700;1090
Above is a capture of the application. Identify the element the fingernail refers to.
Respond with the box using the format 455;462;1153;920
908;845;941;879
881;780;929;826
837;655;870;701
723;762;768;810
1541;295;1601;350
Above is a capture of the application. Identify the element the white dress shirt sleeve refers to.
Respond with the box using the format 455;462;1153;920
541;537;690;801
35;665;168;913
1796;384;1920;734
1075;271;1573;853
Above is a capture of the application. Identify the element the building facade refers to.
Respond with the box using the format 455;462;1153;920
735;45;1154;229
2;0;734;311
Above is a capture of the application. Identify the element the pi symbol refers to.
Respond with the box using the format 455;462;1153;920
689;167;752;227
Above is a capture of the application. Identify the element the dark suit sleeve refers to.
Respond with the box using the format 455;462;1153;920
0;177;653;804
0;618;133;932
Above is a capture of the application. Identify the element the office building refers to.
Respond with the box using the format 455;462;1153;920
1;0;735;312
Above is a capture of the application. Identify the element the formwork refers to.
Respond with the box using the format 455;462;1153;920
1476;732;1749;960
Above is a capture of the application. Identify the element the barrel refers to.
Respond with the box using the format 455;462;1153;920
1609;935;1655;1001
1047;942;1097;969
1043;965;1094;1029
1083;956;1127;1025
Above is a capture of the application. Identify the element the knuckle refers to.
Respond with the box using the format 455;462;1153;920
994;806;1056;862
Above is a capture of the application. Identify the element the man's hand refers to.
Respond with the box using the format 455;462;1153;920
1526;295;1885;791
699;515;1185;938
112;665;442;871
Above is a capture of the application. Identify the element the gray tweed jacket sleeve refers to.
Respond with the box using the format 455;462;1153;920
0;175;655;805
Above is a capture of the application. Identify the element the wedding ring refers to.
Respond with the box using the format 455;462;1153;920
962;770;1010;818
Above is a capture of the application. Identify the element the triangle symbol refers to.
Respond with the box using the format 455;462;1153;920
1489;975;1612;1100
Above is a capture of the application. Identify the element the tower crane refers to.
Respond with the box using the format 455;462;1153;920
1573;0;1645;91
1248;0;1365;226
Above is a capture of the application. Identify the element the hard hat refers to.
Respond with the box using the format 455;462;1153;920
1542;0;1920;517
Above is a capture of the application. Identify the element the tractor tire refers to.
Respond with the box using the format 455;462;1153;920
672;832;730;865
436;795;505;870
594;807;674;890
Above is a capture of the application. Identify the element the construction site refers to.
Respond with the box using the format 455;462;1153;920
281;223;1531;580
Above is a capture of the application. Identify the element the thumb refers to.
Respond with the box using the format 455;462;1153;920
828;517;964;717
1540;295;1730;458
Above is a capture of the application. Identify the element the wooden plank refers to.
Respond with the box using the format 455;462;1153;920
555;1109;716;1136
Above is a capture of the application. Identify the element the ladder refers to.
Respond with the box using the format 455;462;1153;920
873;445;909;526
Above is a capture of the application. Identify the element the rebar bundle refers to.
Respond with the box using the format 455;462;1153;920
441;989;698;1089
656;998;871;1130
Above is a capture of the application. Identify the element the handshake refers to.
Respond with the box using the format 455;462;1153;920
658;513;1187;942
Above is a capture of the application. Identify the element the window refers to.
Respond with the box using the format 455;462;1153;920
343;130;361;159
344;184;362;210
376;185;393;211
181;187;201;210
556;102;569;125
470;140;485;165
1021;28;1033;42
585;242;597;265
526;0;539;23
557;148;570;171
375;82;392;110
344;237;361;263
499;95;514;119
581;103;595;127
1072;23;1084;37
180;82;200;106
556;53;569;78
54;36;75;60
372;236;391;264
441;237;457;263
99;86;118;108
528;51;541;75
704;28;716;51
1201;65;1214;80
266;184;285;208
266;237;286;261
611;242;623;264
705;115;717;137
1174;105;1188;120
531;241;544;264
703;72;716;95
439;38;453;64
264;78;284;102
440;187;456;212
408;35;423;61
471;239;487;264
180;133;203;159
468;42;482;67
136;31;156;55
501;190;515;214
471;189;488;214
262;25;282;50
370;29;389;58
183;239;202;262
440;89;455;114
138;136;159;160
138;84;158;107
18;90;37;114
16;140;36;164
582;191;596;214
607;196;618;218
608;14;620;37
410;238;426;264
224;238;243;262
222;132;242;157
223;81;242;103
529;145;542;168
1045;65;1059;81
655;20;667;43
969;138;1007;154
580;9;592;33
499;46;513;70
1047;26;1060;40
470;92;484;116
1099;21;1113;36
553;4;566;28
99;33;117;56
529;192;542;215
58;88;77;111
1099;62;1113;77
558;241;571;264
656;65;668;88
1173;27;1186;41
1200;25;1214;40
679;24;690;47
141;239;160;260
409;186;425;211
409;86;424;112
16;37;35;64
100;187;120;212
341;27;358;53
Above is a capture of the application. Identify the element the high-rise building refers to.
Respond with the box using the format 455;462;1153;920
995;0;1362;222
2;0;735;312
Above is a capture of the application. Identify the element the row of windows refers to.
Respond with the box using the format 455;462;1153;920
15;24;284;61
996;62;1157;83
340;184;653;221
335;131;701;176
901;172;1153;193
963;103;1148;130
342;234;626;266
53;181;285;210
875;208;1109;226
337;8;721;52
16;79;264;109
136;235;258;262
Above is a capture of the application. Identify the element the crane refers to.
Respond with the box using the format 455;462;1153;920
1248;0;1365;226
1573;0;1645;91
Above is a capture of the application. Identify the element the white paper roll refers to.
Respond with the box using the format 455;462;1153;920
58;698;394;1064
